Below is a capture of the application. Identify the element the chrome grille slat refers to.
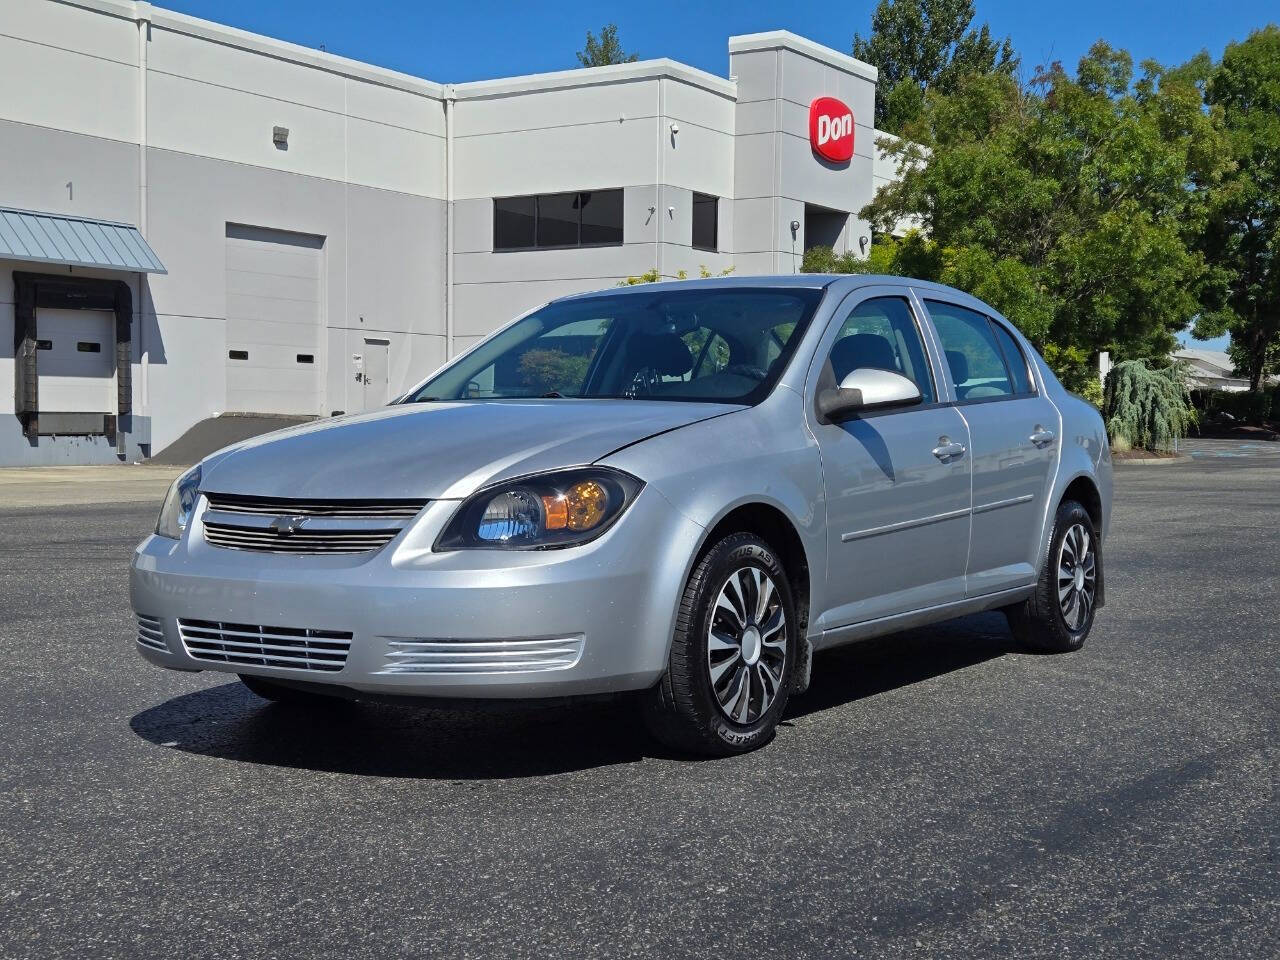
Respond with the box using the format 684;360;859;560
179;619;352;672
203;492;426;518
135;614;167;652
198;492;426;556
378;636;584;675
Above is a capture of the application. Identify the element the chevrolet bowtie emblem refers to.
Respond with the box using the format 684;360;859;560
269;515;308;537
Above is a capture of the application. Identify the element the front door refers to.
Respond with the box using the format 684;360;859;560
810;292;973;629
362;338;390;410
922;299;1060;596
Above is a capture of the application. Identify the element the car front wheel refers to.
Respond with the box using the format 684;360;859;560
642;532;796;756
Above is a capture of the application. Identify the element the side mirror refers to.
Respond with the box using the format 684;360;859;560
817;368;922;423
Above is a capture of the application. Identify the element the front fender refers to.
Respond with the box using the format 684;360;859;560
600;388;827;639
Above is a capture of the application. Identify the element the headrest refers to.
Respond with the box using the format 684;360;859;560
946;350;969;385
830;333;898;381
631;332;694;377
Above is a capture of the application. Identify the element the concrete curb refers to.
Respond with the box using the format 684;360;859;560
1113;454;1193;466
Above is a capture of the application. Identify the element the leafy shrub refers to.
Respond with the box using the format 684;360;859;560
1199;388;1276;425
1103;360;1197;451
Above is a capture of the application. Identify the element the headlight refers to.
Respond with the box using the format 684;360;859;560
436;467;642;551
155;465;202;540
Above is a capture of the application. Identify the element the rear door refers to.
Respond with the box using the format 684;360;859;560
922;299;1060;596
808;288;973;629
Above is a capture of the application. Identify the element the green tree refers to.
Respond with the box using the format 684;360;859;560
576;24;638;68
853;0;1017;133
861;43;1226;377
1191;26;1280;392
1102;359;1196;452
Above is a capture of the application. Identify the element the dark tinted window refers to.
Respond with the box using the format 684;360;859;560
991;322;1034;394
493;196;535;250
536;192;579;247
828;297;935;405
493;190;623;250
77;341;102;353
579;190;623;245
925;300;1013;400
692;193;718;251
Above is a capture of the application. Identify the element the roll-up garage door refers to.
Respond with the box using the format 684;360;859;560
224;224;324;415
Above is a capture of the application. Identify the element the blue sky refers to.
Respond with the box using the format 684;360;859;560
158;0;1276;86
162;0;1275;349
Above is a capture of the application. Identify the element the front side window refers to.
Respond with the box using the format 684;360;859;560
407;287;824;405
826;296;936;405
925;300;1014;401
493;190;623;250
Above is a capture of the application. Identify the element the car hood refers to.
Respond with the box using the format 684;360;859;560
199;399;741;500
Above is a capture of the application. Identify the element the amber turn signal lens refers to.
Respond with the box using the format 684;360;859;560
541;494;569;530
565;480;609;530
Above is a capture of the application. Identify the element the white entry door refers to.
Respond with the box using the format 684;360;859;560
362;338;390;410
36;309;115;412
224;224;324;415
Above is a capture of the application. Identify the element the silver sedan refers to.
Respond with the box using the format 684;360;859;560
132;275;1112;755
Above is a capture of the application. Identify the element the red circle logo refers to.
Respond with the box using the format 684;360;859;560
809;97;855;164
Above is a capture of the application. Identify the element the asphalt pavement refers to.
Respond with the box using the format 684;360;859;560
1;439;1276;959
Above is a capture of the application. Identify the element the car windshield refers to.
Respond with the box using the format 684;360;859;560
406;286;825;404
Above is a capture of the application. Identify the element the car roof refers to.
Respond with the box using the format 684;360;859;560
551;273;979;303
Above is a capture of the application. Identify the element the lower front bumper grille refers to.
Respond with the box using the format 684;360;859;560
136;614;167;652
179;619;352;672
377;636;585;675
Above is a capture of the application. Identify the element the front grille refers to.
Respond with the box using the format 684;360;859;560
136;614;167;652
200;492;427;555
377;636;585;675
203;493;426;518
179;619;351;672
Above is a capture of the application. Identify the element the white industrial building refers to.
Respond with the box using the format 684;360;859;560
1;0;901;465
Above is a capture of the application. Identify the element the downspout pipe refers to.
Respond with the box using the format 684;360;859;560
136;2;152;439
444;85;456;360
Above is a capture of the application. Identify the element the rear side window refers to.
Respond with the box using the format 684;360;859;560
827;296;936;405
990;322;1034;395
925;301;1013;401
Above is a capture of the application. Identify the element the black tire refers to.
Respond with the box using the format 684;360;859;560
1005;499;1100;653
238;673;345;706
642;532;796;756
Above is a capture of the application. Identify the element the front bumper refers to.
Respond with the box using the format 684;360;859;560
130;488;703;699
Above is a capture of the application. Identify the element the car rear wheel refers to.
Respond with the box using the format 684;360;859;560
1005;499;1100;653
641;532;796;756
238;673;346;706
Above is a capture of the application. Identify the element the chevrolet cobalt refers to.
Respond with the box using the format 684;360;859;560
132;276;1111;755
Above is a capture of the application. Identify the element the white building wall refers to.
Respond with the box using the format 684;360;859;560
2;4;891;465
0;0;448;463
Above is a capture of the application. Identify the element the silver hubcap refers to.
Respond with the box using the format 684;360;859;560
707;566;787;724
1057;523;1097;631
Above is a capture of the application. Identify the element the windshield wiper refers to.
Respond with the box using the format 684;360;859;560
540;391;565;398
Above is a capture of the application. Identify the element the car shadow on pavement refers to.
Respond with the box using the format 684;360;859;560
128;611;1017;778
787;611;1017;720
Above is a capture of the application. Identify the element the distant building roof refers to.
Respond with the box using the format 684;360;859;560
1174;348;1236;377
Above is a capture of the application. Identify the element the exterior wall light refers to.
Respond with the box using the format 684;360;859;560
273;126;289;149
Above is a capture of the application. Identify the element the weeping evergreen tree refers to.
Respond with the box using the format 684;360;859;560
1102;360;1196;452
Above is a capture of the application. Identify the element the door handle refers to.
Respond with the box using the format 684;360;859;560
932;438;967;461
1030;427;1056;448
